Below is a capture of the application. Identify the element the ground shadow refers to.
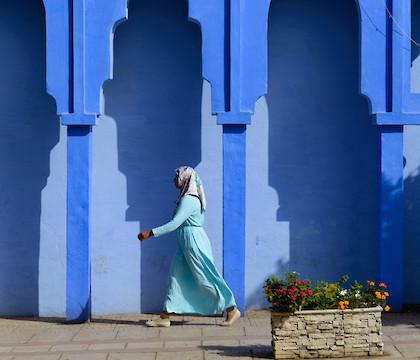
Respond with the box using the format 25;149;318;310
266;0;377;283
104;0;202;312
0;1;59;315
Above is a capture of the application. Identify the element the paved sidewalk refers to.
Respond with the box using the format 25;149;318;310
0;310;419;359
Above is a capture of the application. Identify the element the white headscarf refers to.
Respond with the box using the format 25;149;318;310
175;166;207;212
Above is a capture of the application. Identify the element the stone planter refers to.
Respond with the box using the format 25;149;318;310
271;306;384;358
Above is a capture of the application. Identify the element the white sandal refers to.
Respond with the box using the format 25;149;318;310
220;308;241;326
145;318;171;327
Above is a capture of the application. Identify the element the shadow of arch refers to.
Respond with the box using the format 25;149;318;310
266;0;377;284
103;0;202;313
0;1;59;316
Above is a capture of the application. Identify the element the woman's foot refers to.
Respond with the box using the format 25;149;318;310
220;307;241;326
145;317;171;327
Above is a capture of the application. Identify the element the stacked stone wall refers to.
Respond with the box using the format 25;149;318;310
271;307;383;358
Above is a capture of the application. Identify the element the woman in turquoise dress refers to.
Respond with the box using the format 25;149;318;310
138;166;240;327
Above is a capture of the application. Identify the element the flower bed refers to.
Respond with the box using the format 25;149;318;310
271;307;383;358
264;273;389;359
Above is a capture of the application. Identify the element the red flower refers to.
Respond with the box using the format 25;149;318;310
293;289;298;293
287;289;293;294
307;290;313;295
290;296;296;301
300;291;306;297
275;289;281;293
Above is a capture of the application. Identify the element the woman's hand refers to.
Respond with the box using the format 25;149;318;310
138;230;154;242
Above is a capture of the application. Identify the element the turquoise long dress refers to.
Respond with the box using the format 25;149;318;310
152;194;236;315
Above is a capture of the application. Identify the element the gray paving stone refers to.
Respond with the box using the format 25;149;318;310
383;344;404;358
244;325;270;337
201;339;240;347
164;339;201;348
0;347;12;353
395;343;420;356
159;327;202;339
50;343;90;352
59;353;109;360
156;350;204;360
72;329;118;342
126;341;164;349
13;344;52;353
14;355;60;360
116;327;159;340
88;342;126;350
202;326;245;337
108;353;156;360
29;328;78;343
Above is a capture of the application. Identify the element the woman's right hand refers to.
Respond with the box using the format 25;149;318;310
137;230;153;242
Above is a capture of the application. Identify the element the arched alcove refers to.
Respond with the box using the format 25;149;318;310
247;0;378;306
100;0;202;313
0;1;59;316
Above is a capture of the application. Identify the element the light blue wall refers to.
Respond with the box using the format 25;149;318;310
93;0;223;314
1;0;420;316
246;0;378;307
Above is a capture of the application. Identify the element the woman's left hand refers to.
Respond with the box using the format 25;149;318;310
138;230;153;241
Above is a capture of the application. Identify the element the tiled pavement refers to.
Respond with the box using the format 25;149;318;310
0;310;419;359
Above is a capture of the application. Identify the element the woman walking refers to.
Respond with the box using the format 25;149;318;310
138;166;240;327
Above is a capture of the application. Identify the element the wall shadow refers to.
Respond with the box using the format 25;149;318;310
266;0;377;283
411;0;420;65
404;168;420;304
0;1;59;315
103;0;202;312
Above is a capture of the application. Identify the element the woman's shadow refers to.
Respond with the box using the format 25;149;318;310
104;0;202;312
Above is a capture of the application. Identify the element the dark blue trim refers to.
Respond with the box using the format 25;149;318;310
66;125;92;323
224;0;231;112
223;124;246;312
386;0;393;112
68;0;74;113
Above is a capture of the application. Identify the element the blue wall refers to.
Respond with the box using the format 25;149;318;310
404;0;420;304
93;0;223;314
246;0;378;307
0;1;63;316
1;0;420;316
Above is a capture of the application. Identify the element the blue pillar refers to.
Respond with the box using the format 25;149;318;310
378;125;404;311
66;125;92;323
223;124;246;312
44;0;128;321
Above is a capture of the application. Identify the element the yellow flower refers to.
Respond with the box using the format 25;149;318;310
381;295;386;300
384;305;390;312
375;291;381;299
344;301;349;305
368;281;375;286
384;292;389;297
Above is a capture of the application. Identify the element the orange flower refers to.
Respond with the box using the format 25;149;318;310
338;301;349;310
384;305;390;312
384;292;389;297
368;281;375;286
381;295;386;300
379;283;387;288
375;291;382;299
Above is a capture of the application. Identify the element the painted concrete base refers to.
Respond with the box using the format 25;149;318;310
271;307;383;359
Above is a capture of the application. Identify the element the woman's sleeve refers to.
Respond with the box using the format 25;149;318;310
152;196;196;237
